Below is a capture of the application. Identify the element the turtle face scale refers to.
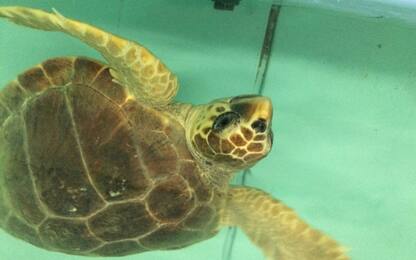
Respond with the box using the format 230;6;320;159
188;95;273;170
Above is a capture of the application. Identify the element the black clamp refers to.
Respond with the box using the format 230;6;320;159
212;0;241;11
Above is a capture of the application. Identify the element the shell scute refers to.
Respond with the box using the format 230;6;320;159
0;81;28;113
72;57;103;85
122;101;182;179
1;115;45;224
39;218;102;252
66;85;150;201
88;202;157;241
90;67;128;105
140;131;178;178
0;195;9;225
179;161;212;202
122;100;165;131
91;240;147;256
147;175;194;222
184;205;215;230
139;224;213;250
0;103;9;125
42;57;74;86
24;88;105;217
18;66;51;93
6;215;44;248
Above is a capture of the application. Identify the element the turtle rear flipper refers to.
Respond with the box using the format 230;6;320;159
0;6;178;107
223;186;349;260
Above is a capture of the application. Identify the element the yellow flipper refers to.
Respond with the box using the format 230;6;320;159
223;186;349;260
0;6;178;106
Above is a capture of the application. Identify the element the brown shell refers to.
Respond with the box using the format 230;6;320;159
0;57;220;256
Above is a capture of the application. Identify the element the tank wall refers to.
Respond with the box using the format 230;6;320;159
261;0;416;25
1;0;416;260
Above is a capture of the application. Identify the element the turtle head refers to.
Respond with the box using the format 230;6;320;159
187;95;273;172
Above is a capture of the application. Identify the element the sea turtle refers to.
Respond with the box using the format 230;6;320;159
0;6;348;260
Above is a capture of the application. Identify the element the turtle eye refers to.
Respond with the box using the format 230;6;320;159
212;112;240;132
251;118;267;133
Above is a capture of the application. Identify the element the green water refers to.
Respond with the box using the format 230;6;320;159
0;0;415;259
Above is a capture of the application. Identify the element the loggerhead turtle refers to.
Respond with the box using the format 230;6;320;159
0;6;348;260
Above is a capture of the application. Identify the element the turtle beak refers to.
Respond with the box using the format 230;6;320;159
249;96;273;123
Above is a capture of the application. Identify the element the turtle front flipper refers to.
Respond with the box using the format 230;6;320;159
222;186;349;260
0;6;178;107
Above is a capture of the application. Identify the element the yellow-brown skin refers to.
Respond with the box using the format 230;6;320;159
184;95;274;188
187;96;273;170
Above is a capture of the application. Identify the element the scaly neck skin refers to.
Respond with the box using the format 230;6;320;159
165;102;193;127
178;103;236;190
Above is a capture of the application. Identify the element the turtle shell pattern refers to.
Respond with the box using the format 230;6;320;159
0;57;220;256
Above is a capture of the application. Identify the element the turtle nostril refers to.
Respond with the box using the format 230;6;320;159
251;118;267;133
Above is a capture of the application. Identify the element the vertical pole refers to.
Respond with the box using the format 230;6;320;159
222;4;281;260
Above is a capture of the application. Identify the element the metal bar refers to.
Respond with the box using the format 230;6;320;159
255;4;281;95
222;4;281;260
